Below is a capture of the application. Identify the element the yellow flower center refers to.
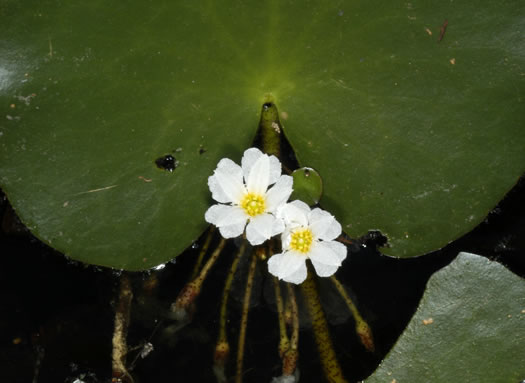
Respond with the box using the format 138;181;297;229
289;229;313;253
241;192;266;217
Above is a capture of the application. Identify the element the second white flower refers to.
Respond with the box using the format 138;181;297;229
268;200;347;284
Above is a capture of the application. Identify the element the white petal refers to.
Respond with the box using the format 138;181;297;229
242;148;282;186
218;221;247;239
209;158;246;203
308;241;343;277
268;155;282;185
205;205;248;239
271;375;296;383
271;215;285;236
309;261;339;278
277;200;309;228
246;153;270;195
308;208;341;241
267;251;307;284
208;175;234;204
241;148;264;181
280;228;293;250
308;241;344;265
282;262;308;284
217;205;248;227
288;200;311;215
265;175;293;212
321;240;347;262
246;213;274;245
267;252;285;278
205;204;230;225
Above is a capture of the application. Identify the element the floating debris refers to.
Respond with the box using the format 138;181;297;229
438;19;448;42
155;154;178;172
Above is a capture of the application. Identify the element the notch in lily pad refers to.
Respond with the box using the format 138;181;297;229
291;167;323;206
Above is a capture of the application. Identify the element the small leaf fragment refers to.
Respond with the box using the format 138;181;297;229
291;167;323;206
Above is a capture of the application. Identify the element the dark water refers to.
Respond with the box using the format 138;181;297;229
1;177;524;383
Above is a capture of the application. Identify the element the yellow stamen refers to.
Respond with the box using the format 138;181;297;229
241;193;266;217
289;229;313;253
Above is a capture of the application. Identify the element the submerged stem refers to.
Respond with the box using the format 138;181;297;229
112;273;134;383
171;238;226;320
330;276;375;352
219;241;246;343
191;227;216;280
214;241;246;383
273;277;290;357
235;248;260;383
196;237;225;284
281;283;299;377
286;284;299;352
301;272;348;383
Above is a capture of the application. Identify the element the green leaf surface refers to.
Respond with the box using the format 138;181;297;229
1;1;524;269
366;252;525;383
291;167;323;206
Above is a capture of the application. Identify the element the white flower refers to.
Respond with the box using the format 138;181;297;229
268;200;347;284
205;148;293;246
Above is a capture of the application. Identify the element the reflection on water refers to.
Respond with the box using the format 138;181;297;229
0;66;14;92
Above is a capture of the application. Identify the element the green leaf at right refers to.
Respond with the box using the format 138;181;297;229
366;252;525;383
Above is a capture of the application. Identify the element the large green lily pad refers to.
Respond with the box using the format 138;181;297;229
1;2;524;269
366;252;525;382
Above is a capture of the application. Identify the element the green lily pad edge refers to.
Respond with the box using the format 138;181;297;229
365;252;525;383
